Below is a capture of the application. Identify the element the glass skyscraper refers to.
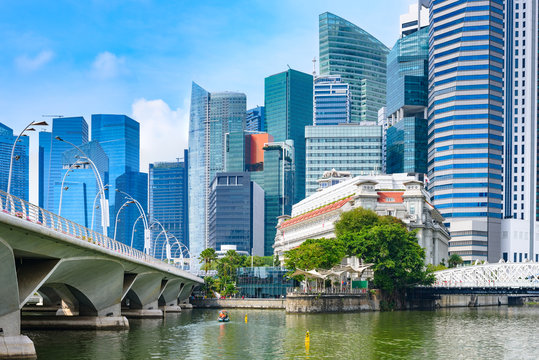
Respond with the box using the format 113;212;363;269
38;131;52;207
246;106;266;132
91;114;145;247
305;125;382;197
319;12;389;123
313;75;350;126
46;117;89;212
265;69;312;204
0;122;29;201
385;26;429;175
428;0;504;262
56;141;108;231
149;150;189;260
188;82;246;263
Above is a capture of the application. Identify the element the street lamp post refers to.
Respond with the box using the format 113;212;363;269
91;185;109;232
130;214;143;248
58;160;89;216
55;136;109;234
7;121;48;195
116;189;151;253
113;200;134;241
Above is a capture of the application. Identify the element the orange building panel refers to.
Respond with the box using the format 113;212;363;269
246;133;273;165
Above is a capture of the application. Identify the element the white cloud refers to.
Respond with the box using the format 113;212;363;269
15;50;54;71
92;51;126;79
131;98;189;172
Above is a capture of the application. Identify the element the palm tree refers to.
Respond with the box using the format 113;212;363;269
199;248;217;273
448;254;463;268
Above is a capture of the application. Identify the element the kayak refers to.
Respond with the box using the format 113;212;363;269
218;317;229;322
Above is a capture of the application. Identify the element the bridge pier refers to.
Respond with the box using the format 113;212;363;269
159;280;185;313
122;273;164;318
0;238;36;359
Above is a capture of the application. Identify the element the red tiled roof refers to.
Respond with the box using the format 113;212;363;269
280;197;353;229
377;191;404;203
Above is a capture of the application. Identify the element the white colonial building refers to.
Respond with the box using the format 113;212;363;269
274;173;449;265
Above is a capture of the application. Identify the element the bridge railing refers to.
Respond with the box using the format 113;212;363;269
0;190;176;270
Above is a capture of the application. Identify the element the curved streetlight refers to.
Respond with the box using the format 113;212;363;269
167;233;191;268
55;136;109;233
130;214;144;248
113;200;134;241
148;219;169;257
116;189;151;253
7;121;48;195
91;185;109;232
58;159;89;216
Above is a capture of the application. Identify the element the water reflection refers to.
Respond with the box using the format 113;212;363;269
26;307;539;360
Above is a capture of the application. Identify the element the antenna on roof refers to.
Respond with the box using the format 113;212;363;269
287;64;291;70
312;57;317;77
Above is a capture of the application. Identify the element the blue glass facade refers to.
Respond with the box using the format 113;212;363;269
428;0;504;262
319;12;389;123
46;117;89;212
0;123;29;200
91;114;144;245
246;106;266;132
56;141;109;231
236;267;298;298
188;83;247;263
38;131;52;207
385;26;429;175
305;125;382;196
115;171;148;251
265;69;312;204
149;150;189;259
313;75;350;125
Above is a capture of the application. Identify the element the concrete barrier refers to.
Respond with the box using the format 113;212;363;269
192;298;285;309
285;294;378;313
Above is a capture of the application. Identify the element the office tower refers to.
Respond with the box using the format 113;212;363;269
225;130;246;172
377;108;388;174
400;2;429;37
47;117;89;212
56;141;108;231
265;69;312;203
501;0;539;263
319;12;389;123
188;82;246;262
246;106;266;132
38;131;52;207
149;150;189;260
385;25;429;174
305;124;382;197
428;0;504;262
0;123;29;201
313;75;350;125
91;114;146;247
114;171;147;251
208;172;264;256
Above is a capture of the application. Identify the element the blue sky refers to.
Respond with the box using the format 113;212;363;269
0;0;415;203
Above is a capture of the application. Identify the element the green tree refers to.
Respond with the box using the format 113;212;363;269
334;207;380;237
199;248;217;273
202;276;216;297
217;250;242;278
448;254;463;268
284;237;345;273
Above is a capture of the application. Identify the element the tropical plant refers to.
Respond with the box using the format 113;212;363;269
198;247;217;273
448;254;463;268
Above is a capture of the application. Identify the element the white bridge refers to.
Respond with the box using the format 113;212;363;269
432;261;539;291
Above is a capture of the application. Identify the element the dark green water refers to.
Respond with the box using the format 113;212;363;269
26;307;539;359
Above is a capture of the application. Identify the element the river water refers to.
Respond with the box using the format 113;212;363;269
26;306;539;359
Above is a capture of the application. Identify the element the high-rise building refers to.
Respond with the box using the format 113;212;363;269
428;0;504;262
0;123;29;201
188;82;246;262
246;106;266;132
319;12;389;123
265;69;312;203
400;2;429;37
305;124;382;197
313;75;350;126
501;0;539;263
114;171;147;251
208;171;264;256
385;25;429;175
149;150;189;260
56;141;108;231
38;131;52;207
91;114;146;247
46;117;89;212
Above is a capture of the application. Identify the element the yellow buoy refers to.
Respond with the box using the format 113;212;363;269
245;314;248;323
305;331;310;353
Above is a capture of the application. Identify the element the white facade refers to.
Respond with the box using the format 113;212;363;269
274;173;449;265
400;1;429;36
501;0;539;263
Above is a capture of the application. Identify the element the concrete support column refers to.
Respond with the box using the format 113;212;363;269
159;280;184;313
122;273;164;318
0;238;36;359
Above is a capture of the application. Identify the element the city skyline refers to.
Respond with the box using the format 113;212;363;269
0;0;416;205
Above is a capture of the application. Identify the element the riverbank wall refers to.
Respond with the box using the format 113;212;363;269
191;298;285;309
285;294;379;313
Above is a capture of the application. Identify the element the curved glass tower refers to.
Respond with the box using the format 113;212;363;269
188;83;246;264
319;12;389;123
428;0;504;262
